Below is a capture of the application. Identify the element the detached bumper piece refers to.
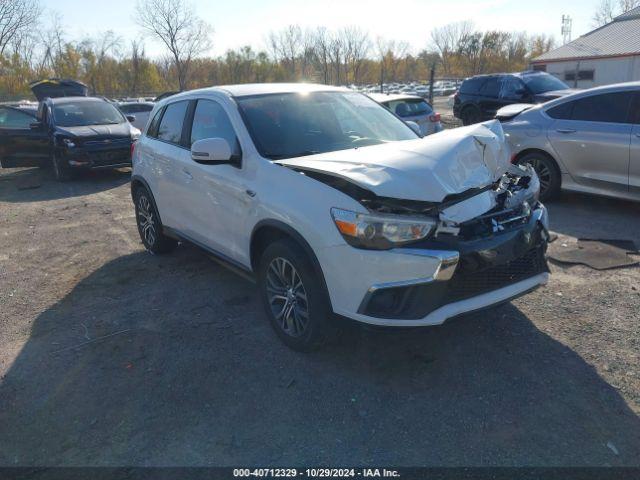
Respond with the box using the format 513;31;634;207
359;209;549;320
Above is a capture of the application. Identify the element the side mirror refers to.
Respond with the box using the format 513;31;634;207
406;121;422;137
30;121;43;130
126;115;136;123
191;137;234;164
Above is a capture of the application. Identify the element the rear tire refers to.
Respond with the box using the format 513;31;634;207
516;152;561;202
461;106;481;126
258;239;332;351
133;187;177;254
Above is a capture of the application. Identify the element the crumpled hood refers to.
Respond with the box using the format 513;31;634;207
56;123;131;139
275;120;511;203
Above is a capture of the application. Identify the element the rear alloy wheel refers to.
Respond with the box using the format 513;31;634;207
258;239;332;351
134;187;177;254
517;152;561;202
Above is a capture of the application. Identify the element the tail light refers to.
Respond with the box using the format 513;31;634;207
131;141;136;159
429;113;441;123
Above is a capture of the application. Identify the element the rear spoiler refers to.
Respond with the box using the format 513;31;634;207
495;103;533;122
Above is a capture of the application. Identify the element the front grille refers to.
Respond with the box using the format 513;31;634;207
361;246;548;320
446;247;547;302
90;148;131;167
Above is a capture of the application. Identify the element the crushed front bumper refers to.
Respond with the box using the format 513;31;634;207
318;205;549;327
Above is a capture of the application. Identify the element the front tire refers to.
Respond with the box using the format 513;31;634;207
258;239;332;351
133;187;177;254
516;152;561;201
51;153;72;182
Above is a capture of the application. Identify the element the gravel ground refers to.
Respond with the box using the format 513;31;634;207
1;166;639;467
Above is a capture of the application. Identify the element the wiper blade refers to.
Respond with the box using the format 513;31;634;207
266;150;320;160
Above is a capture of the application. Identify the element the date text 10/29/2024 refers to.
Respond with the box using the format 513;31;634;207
233;468;401;478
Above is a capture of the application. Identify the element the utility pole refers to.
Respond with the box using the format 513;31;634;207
428;63;435;104
561;15;573;45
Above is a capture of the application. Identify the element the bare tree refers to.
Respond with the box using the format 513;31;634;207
0;0;41;56
593;0;640;26
430;21;474;76
312;27;331;84
341;26;370;84
135;0;212;90
268;25;302;79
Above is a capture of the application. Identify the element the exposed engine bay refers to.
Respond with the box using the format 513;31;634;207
286;162;541;240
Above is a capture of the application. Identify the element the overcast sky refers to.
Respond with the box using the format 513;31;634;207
42;0;602;57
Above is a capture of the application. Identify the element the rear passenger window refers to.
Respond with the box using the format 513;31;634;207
157;101;188;144
546;101;574;120
570;92;632;124
480;78;500;97
459;78;485;94
190;100;241;157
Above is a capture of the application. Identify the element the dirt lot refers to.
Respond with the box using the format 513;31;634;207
1;166;639;467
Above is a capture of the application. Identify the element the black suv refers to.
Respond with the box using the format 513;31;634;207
453;71;575;125
0;80;140;181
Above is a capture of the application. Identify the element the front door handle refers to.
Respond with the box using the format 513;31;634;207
182;168;193;180
245;189;256;197
556;128;576;134
635;133;640;138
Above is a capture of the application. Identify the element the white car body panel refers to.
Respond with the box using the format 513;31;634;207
133;85;549;327
276;121;511;203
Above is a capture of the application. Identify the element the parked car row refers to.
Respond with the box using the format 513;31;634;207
4;77;637;351
0;79;141;180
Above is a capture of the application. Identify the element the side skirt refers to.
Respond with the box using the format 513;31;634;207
163;226;256;284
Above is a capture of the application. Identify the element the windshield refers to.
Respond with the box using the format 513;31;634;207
236;91;418;160
53;101;125;127
521;74;569;94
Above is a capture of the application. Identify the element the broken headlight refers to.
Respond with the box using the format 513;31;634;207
331;208;436;250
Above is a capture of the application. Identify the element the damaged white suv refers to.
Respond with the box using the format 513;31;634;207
131;84;550;351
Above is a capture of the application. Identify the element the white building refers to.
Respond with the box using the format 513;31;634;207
531;6;640;88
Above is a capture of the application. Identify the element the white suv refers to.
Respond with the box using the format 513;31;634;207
131;83;550;351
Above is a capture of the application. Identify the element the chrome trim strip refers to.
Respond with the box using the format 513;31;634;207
357;249;460;314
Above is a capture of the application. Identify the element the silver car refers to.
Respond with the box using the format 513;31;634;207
368;93;443;136
499;82;640;202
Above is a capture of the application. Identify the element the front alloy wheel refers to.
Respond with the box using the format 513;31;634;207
517;152;561;201
258;238;332;351
266;257;309;337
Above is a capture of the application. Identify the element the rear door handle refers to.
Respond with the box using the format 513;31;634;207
556;129;576;134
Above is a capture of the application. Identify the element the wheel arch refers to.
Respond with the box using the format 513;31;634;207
250;219;333;311
513;148;562;178
131;175;163;225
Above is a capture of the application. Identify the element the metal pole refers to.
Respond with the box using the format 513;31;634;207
428;63;435;104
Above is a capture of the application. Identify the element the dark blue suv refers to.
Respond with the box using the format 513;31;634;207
453;71;575;125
